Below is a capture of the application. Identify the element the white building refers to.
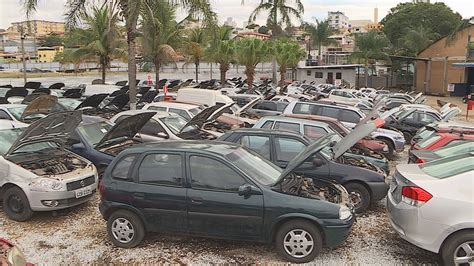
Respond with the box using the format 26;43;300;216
328;11;349;30
296;64;363;87
224;17;237;28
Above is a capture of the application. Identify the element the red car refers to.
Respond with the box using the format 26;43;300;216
411;130;474;151
284;114;388;153
0;238;32;266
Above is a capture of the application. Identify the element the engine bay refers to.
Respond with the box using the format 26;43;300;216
13;151;89;176
337;155;384;175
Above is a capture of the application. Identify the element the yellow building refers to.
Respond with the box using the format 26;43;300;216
8;20;65;38
37;46;64;63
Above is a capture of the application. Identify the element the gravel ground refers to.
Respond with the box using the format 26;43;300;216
0;149;441;264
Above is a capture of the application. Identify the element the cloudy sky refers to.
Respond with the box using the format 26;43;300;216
1;0;473;29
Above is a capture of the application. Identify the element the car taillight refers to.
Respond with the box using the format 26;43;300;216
415;158;425;164
402;186;432;206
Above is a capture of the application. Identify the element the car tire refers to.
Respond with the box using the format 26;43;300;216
275;219;322;263
378;138;394;159
345;183;371;213
441;230;474;266
2;186;34;222
403;132;413;144
107;210;145;248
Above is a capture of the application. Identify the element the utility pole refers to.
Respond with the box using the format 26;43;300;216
18;25;28;84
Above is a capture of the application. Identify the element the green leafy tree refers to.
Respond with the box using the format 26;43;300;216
352;31;391;87
381;2;462;50
304;19;337;59
274;39;305;89
235;37;272;91
182;28;208;82
23;0;216;109
205;26;235;85
73;4;126;83
38;33;63;47
54;48;83;73
140;0;184;89
402;26;440;56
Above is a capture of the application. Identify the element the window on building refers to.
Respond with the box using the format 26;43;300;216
336;72;342;79
315;72;323;78
306;70;311;76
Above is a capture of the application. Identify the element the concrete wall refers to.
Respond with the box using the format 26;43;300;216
296;68;356;86
416;25;473;95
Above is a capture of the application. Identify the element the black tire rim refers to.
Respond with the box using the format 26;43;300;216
8;194;24;214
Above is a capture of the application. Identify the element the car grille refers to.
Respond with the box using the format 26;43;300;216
66;176;95;191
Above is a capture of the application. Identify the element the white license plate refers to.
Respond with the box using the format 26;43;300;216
75;187;92;198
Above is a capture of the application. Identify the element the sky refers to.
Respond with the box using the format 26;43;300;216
0;0;473;29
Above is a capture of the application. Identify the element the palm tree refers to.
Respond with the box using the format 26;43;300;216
352;31;391;87
182;28;207;82
74;4;126;83
206;26;235;84
235;37;272;91
140;0;183;89
274;39;305;89
304;19;337;60
23;0;216;109
402;26;439;56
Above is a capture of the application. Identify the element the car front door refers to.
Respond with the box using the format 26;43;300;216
186;154;264;240
131;152;188;233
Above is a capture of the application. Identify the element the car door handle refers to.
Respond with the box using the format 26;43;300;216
133;192;145;199
190;197;203;205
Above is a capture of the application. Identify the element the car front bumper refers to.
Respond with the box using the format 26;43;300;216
27;184;97;211
323;215;355;248
386;192;446;253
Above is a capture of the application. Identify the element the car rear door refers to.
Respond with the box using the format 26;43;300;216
185;153;264;240
130;152;188;233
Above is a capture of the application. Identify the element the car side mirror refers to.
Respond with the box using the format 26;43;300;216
238;184;262;197
312;158;325;167
71;143;85;150
156;132;169;139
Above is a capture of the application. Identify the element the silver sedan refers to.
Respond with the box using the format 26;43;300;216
387;153;474;266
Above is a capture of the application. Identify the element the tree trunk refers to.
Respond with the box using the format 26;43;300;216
220;63;229;85
195;61;199;82
318;43;322;62
364;59;369;87
101;61;106;84
155;61;160;91
245;66;255;92
279;65;286;95
127;29;137;110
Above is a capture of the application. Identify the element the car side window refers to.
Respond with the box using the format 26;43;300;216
239;135;271;159
147;106;167;112
140;119;167;137
114;115;130;124
190;156;246;192
169;108;190;120
304;125;328;139
0;110;11;120
275;137;306;163
294;103;314;114
138;154;183;186
320;107;339;119
339;110;361;124
417;112;437;124
274;121;301;133
112;154;137;180
261;120;274;129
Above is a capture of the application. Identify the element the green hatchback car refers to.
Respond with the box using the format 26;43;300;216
99;140;354;263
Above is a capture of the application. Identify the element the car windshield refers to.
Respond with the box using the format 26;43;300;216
159;115;197;134
58;98;81;110
414;127;434;141
434;142;474;157
77;121;113;146
420;155;474;179
12;141;60;155
225;147;282;186
417;133;441;148
6;106;26;120
189;107;203;116
0;128;24;155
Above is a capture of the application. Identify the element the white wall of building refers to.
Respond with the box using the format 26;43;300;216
328;11;349;30
297;67;357;86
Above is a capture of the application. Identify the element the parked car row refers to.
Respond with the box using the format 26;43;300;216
0;80;471;265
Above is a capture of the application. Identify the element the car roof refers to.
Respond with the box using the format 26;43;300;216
146;101;200;110
124;140;242;155
227;128;306;138
0;120;28;130
81;115;107;125
294;100;361;111
258;115;331;128
0;104;26;109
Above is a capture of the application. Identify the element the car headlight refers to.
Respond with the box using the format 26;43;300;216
29;178;63;192
339;205;352;220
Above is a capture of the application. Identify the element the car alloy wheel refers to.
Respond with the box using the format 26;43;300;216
350;192;363;209
283;229;314;258
8;194;24;214
454;241;474;265
111;218;135;244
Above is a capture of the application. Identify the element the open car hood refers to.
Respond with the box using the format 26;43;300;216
332;118;385;158
180;102;234;133
236;97;262;115
275;134;338;185
441;107;461;121
20;95;59;119
75;94;108;110
6;111;82;157
95;112;155;149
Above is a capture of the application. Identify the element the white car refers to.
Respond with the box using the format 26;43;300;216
0;104;26;122
143;101;205;120
0;112;98;221
388;153;474;266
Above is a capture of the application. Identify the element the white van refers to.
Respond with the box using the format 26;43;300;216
177;88;234;107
